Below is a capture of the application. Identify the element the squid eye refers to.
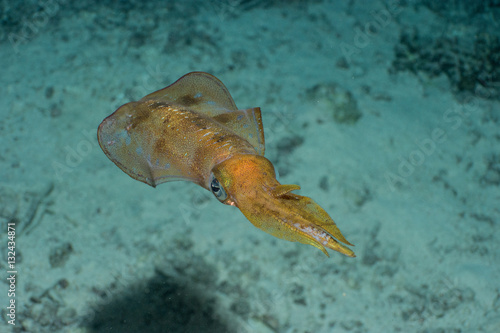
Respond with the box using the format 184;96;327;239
210;174;227;202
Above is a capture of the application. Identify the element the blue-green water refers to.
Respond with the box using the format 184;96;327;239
1;1;499;332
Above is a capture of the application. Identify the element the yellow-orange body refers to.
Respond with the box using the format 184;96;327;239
98;72;354;257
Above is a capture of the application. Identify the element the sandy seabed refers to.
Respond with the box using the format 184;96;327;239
1;1;499;332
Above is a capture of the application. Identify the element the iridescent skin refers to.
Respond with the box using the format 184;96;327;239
98;72;354;257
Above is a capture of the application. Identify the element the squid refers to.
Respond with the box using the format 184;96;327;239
97;72;355;257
